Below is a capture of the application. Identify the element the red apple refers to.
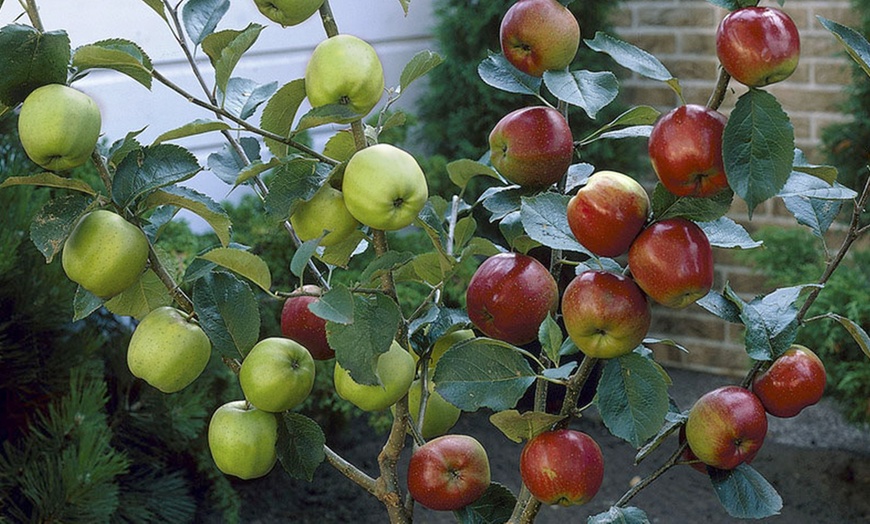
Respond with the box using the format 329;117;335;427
648;104;729;198
466;252;558;346
488;106;574;188
752;344;826;418
628;218;714;309
280;285;334;360
685;385;768;470
716;6;800;88
566;170;650;257
407;434;491;511
520;429;604;506
499;0;581;77
561;270;651;359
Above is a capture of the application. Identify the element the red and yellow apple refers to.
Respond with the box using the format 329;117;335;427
716;6;800;88
752;344;826;418
280;285;334;360
407;434;491;511
499;0;581;77
520;429;604;506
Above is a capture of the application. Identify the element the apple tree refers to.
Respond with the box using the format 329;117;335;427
2;0;869;522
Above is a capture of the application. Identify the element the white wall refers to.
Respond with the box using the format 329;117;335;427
1;0;438;227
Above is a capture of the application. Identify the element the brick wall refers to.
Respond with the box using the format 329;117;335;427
610;0;857;375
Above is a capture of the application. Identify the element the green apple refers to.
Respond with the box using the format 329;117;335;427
333;340;415;412
304;34;385;116
407;377;462;439
127;306;212;393
415;329;475;369
239;337;316;413
208;400;278;480
62;209;150;299
18;84;102;171
289;184;360;246
341;144;428;231
253;0;324;27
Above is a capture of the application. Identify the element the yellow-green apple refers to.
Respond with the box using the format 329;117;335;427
253;0;324;27
520;429;604;506
678;426;708;474
685;385;768;470
62;209;150;299
566;170;650;257
290;184;359;246
17;84;102;171
499;0;581;77
207;400;278;480
341;143;428;231
407;434;491;511
280;285;334;360
126;306;212;393
239;337;316;413
304;34;384;116
716;6;800;88
415;329;475;369
407;377;462;439
628;218;714;309
561;270;651;359
466;252;558;346
752;344;826;418
333;340;415;411
648;104;729;198
488;106;574;188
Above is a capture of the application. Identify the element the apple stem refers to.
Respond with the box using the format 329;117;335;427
707;66;731;111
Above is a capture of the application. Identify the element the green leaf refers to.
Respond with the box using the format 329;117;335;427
585;31;674;82
635;408;688;465
779;172;852;237
723;89;794;217
543;69;618;119
792;148;838;185
222;77;278;120
260;79;306;157
263;157;329;219
139;0;168;21
207;137;262;185
499;211;538;254
29;194;93;263
400;50;443;91
72;38;153;89
152;119;231;145
520;192;591;254
234;157;281;187
0;25;70;106
538;315;564;365
697;217;762;249
193;271;260;358
454;483;516;524
587;506;651;524
697;288;743;324
327;293;402;386
434;338;536;412
290;237;320;278
199;247;272;293
820;313;870;360
580;105;660;145
818;16;870;78
489;410;566;444
447;159;501;190
143;185;231;246
295;103;362;131
651;183;733;222
595;352;670;447
112;144;201;208
709;464;783;519
480;186;526;222
276;412;325;482
308;283;354;324
359;251;415;285
182;0;230;46
322;131;356;163
104;270;172;320
565;163;595;193
0;172;97;195
73;286;103;322
317;230;367;267
477;53;541;95
106;128;146;167
202;24;264;95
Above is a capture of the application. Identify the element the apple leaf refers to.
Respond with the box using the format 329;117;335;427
0;172;97;196
73;286;103;322
327;293;402;386
697;217;762;250
434;338;536;412
72;38;153;89
207;136;262;185
290;237;321;278
29;194;93;263
221;78;278;120
182;0;230;46
105;270;172;320
778;171;857;201
588;506;651;524
260;79;306;157
778;172;854;237
499;211;540;254
0;24;70;106
651;183;733;222
477;52;541;96
538;315;564;365
398;0;411;16
520;192;592;254
817;313;870;360
399;49;444;92
723;89;794;218
580;105;661;146
322;131;356;163
263;157;330;219
709;464;783;519
296;103;364;131
585;32;674;83
106;128;146;167
309;283;354;325
453;482;516;524
139;0;168;22
151;119;231;145
635;407;688;465
202;24;263;95
488;410;567;443
565;162;595;193
234;157;281;188
143;185;231;247
541;361;577;381
112;144;202;209
359;251;416;286
697;287;743;325
705;0;742;11
447;159;501;190
792;148;838;185
543;69;618;119
199;247;271;293
479;186;525;223
595;352;670;448
276;412;325;482
193;271;261;358
818;16;870;79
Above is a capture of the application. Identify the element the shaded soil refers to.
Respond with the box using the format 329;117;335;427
228;367;870;523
